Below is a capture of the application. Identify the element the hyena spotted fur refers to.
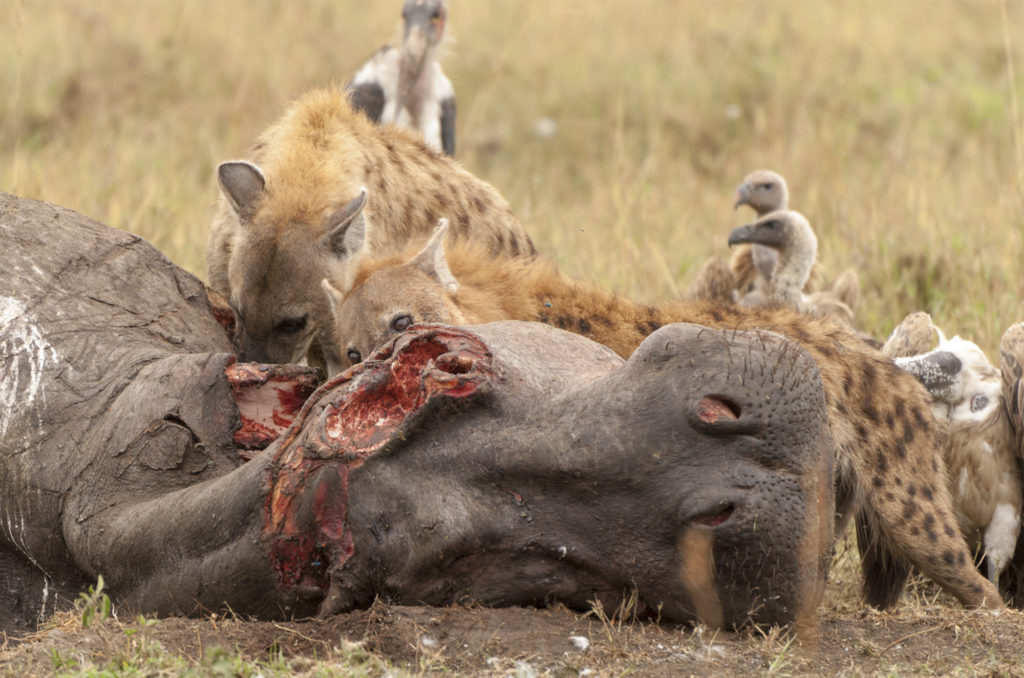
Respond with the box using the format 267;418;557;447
206;86;534;374
321;222;1004;610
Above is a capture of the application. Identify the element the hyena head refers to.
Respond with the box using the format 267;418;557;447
218;161;368;368
322;219;462;371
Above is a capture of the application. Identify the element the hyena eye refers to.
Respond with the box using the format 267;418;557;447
391;314;414;332
347;349;362;364
275;315;308;334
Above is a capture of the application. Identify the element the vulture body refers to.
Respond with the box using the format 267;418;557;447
730;169;790;293
892;316;1023;585
727;210;858;330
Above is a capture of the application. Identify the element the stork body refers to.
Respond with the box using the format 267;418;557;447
347;0;456;156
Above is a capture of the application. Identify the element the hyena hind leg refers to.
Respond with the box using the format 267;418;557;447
865;477;1003;609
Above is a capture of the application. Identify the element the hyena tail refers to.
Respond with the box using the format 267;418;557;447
855;510;910;608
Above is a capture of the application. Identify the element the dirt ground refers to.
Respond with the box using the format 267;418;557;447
4;585;1024;677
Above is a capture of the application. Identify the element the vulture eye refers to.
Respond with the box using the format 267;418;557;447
970;394;989;413
763;220;781;230
391;314;414;332
759;183;774;190
347;349;362;365
275;315;308;334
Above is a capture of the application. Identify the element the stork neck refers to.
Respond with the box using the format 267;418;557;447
397;46;435;116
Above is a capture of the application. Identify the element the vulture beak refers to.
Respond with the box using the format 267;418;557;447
895;350;963;401
727;223;756;247
728;219;788;249
733;182;752;210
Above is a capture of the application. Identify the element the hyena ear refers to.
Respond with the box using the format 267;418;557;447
218;161;266;220
321;278;345;313
411;219;458;294
324;187;369;259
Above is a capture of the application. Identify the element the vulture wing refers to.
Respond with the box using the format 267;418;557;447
883;311;938;359
999;321;1024;460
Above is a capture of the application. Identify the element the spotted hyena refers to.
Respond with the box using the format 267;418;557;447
320;221;1004;610
206;86;535;374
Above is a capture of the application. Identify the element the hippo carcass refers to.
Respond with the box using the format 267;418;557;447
0;192;834;635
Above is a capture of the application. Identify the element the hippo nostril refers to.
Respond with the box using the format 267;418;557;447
691;503;735;528
696;395;741;423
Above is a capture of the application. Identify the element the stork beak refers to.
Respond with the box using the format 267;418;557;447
733;183;751;210
399;22;430;91
403;21;430;57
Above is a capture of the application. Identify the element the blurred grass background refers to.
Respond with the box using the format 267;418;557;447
2;0;1022;355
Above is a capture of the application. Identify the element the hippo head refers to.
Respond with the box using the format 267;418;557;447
262;321;835;629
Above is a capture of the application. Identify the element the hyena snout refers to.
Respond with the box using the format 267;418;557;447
234;322;313;366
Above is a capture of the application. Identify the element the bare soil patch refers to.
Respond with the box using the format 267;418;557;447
4;594;1024;677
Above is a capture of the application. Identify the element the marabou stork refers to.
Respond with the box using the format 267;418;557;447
347;0;456;156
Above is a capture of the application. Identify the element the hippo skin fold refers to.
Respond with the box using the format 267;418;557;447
0;192;834;636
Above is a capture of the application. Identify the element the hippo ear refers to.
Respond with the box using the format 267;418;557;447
324;187;369;259
410;219;458;294
218;161;266;220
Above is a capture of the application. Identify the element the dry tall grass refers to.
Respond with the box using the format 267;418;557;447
3;0;1022;354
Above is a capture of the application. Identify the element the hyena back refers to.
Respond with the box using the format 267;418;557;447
206;86;534;373
321;226;1003;610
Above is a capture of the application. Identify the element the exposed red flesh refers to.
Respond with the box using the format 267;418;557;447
263;326;494;595
226;362;321;456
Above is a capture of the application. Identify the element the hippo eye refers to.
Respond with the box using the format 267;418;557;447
347;349;362;364
391;314;414;332
275;315;308;334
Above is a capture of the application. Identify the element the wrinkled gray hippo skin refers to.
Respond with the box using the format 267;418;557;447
0;192;834;636
0;192;256;633
320;321;836;629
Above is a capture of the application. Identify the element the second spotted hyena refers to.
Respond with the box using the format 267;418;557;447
206;86;534;373
321;222;1004;611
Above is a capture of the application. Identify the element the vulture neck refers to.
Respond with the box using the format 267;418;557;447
766;228;817;311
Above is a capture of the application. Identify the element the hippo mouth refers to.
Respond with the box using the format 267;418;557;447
688;503;737;528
